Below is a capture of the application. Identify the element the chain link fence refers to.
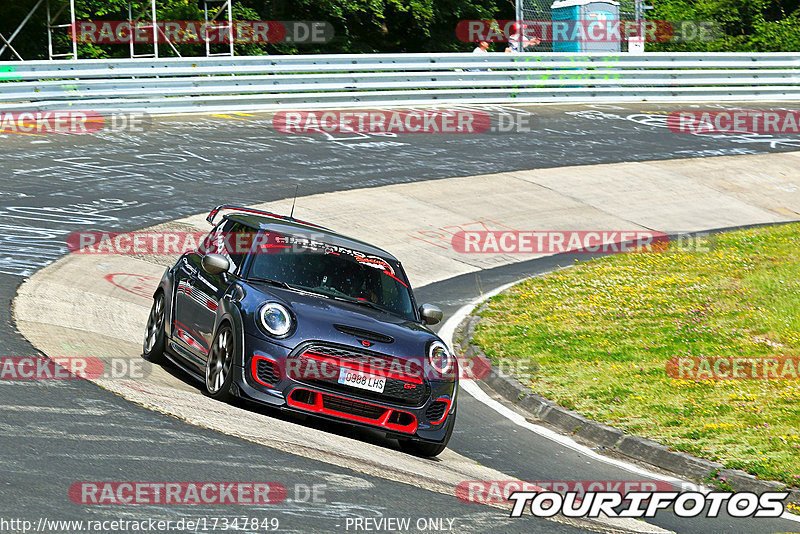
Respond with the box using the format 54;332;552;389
517;0;639;52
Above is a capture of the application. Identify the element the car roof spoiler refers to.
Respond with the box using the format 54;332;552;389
206;204;327;230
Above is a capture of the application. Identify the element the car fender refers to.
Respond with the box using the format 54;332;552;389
153;266;175;339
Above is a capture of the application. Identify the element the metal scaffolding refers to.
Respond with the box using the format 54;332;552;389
0;0;235;60
204;0;234;57
47;0;78;60
127;0;157;58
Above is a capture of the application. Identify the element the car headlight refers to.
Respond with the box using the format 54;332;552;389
259;302;293;337
427;341;454;376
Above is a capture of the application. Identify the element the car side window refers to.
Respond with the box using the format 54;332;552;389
201;221;224;254
225;222;248;272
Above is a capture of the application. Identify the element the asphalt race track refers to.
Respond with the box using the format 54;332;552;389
3;103;800;534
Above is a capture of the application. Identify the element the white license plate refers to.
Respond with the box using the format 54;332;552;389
337;368;385;393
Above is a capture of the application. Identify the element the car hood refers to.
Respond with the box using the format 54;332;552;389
240;282;440;362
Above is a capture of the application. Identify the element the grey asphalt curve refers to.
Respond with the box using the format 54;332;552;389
2;102;799;533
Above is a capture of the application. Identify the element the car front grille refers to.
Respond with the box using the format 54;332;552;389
302;343;423;375
321;395;386;419
288;342;428;406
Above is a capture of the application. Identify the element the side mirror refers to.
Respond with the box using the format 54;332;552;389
419;303;443;325
201;253;230;275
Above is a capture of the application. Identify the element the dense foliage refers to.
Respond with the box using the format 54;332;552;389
0;0;798;59
649;0;800;51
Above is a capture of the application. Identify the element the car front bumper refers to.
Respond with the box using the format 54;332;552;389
234;334;457;443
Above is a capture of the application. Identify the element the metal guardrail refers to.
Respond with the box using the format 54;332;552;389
0;52;799;113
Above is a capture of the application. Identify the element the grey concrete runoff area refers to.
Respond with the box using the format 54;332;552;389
3;103;800;534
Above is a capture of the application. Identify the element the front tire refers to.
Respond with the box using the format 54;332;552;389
142;292;166;364
399;404;456;457
205;324;236;402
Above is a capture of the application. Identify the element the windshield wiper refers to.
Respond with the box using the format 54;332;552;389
249;278;325;298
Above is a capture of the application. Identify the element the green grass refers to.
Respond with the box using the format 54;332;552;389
472;223;800;486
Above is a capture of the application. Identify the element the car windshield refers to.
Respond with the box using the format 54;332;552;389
246;232;416;321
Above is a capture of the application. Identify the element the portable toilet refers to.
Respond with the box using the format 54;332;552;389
550;0;621;52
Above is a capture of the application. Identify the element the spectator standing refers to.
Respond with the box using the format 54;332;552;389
473;40;490;53
505;22;541;52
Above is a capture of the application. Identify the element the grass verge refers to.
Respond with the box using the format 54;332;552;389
472;223;800;486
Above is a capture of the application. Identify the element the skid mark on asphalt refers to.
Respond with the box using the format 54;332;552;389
104;272;160;299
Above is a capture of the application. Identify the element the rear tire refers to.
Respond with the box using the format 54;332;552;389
399;403;456;457
142;292;166;364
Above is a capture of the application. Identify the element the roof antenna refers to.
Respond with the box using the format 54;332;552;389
289;184;299;219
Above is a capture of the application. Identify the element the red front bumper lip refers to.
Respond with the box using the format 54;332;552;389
287;387;418;434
